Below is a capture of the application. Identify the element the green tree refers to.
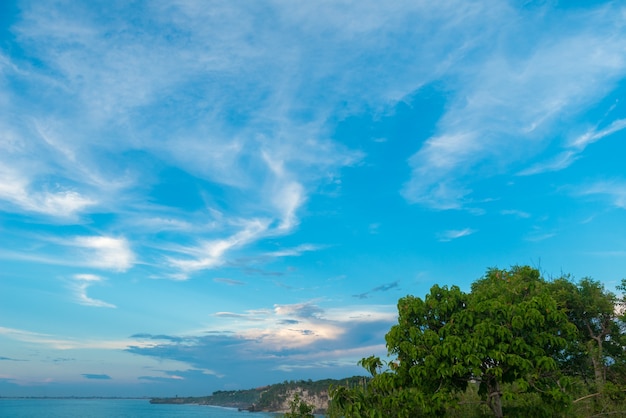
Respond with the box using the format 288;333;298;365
550;277;623;390
333;266;578;418
385;282;470;415
329;371;428;417
460;267;576;416
549;277;626;416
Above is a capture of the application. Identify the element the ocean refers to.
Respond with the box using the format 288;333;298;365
0;399;277;417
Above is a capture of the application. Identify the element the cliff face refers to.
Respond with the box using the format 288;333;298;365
262;388;329;414
150;376;368;413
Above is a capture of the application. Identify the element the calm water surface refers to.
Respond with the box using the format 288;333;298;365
0;399;277;418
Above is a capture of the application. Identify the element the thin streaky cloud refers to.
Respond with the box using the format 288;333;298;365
213;278;246;286
0;326;153;351
165;218;270;278
437;228;476;242
213;312;266;322
519;118;626;176
73;274;102;282
518;151;581;176
576;180;626;209
570;118;626;149
501;209;531;218
70;274;116;309
264;244;322;258
403;3;626;207
74;283;116;309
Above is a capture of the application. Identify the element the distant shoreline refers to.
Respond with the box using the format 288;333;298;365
0;396;152;400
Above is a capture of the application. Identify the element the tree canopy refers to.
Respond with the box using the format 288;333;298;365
330;266;626;417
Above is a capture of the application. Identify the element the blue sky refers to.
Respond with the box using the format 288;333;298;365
1;0;626;397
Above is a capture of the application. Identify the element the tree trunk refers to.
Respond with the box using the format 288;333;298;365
588;339;605;391
487;380;503;418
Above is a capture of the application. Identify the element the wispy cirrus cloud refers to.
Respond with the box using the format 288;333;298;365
2;0;367;280
518;150;581;176
570;118;626;149
2;0;625;284
0;326;154;351
519;118;626;176
213;278;246;286
70;237;135;272
403;3;626;208
264;244;322;258
70;274;116;309
0;166;96;218
213;311;267;322
575;180;626;209
524;228;557;242
501;209;531;219
10;0;620;279
437;228;476;242
0;234;135;273
165;218;270;279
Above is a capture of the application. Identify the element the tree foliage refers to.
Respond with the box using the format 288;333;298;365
330;266;626;418
550;277;623;389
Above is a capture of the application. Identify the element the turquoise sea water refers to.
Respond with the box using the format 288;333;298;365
0;399;277;418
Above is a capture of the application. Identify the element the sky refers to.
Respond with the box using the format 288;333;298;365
1;0;626;398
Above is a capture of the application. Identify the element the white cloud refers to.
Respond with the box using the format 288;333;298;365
73;274;101;282
501;209;531;218
570;118;626;149
166;218;270;277
3;0;491;223
520;118;626;176
71;236;135;272
4;1;625;284
213;278;246;286
213;312;266;322
323;305;397;323
576;180;626;209
275;181;304;232
264;244;321;258
0;326;153;351
403;3;626;207
437;228;476;242
70;274;116;309
3;0;489;276
518;151;580;176
274;302;324;319
204;302;396;351
0;166;95;218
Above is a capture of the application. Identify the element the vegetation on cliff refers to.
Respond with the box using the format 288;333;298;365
150;376;366;413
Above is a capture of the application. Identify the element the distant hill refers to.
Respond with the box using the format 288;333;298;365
150;376;368;414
